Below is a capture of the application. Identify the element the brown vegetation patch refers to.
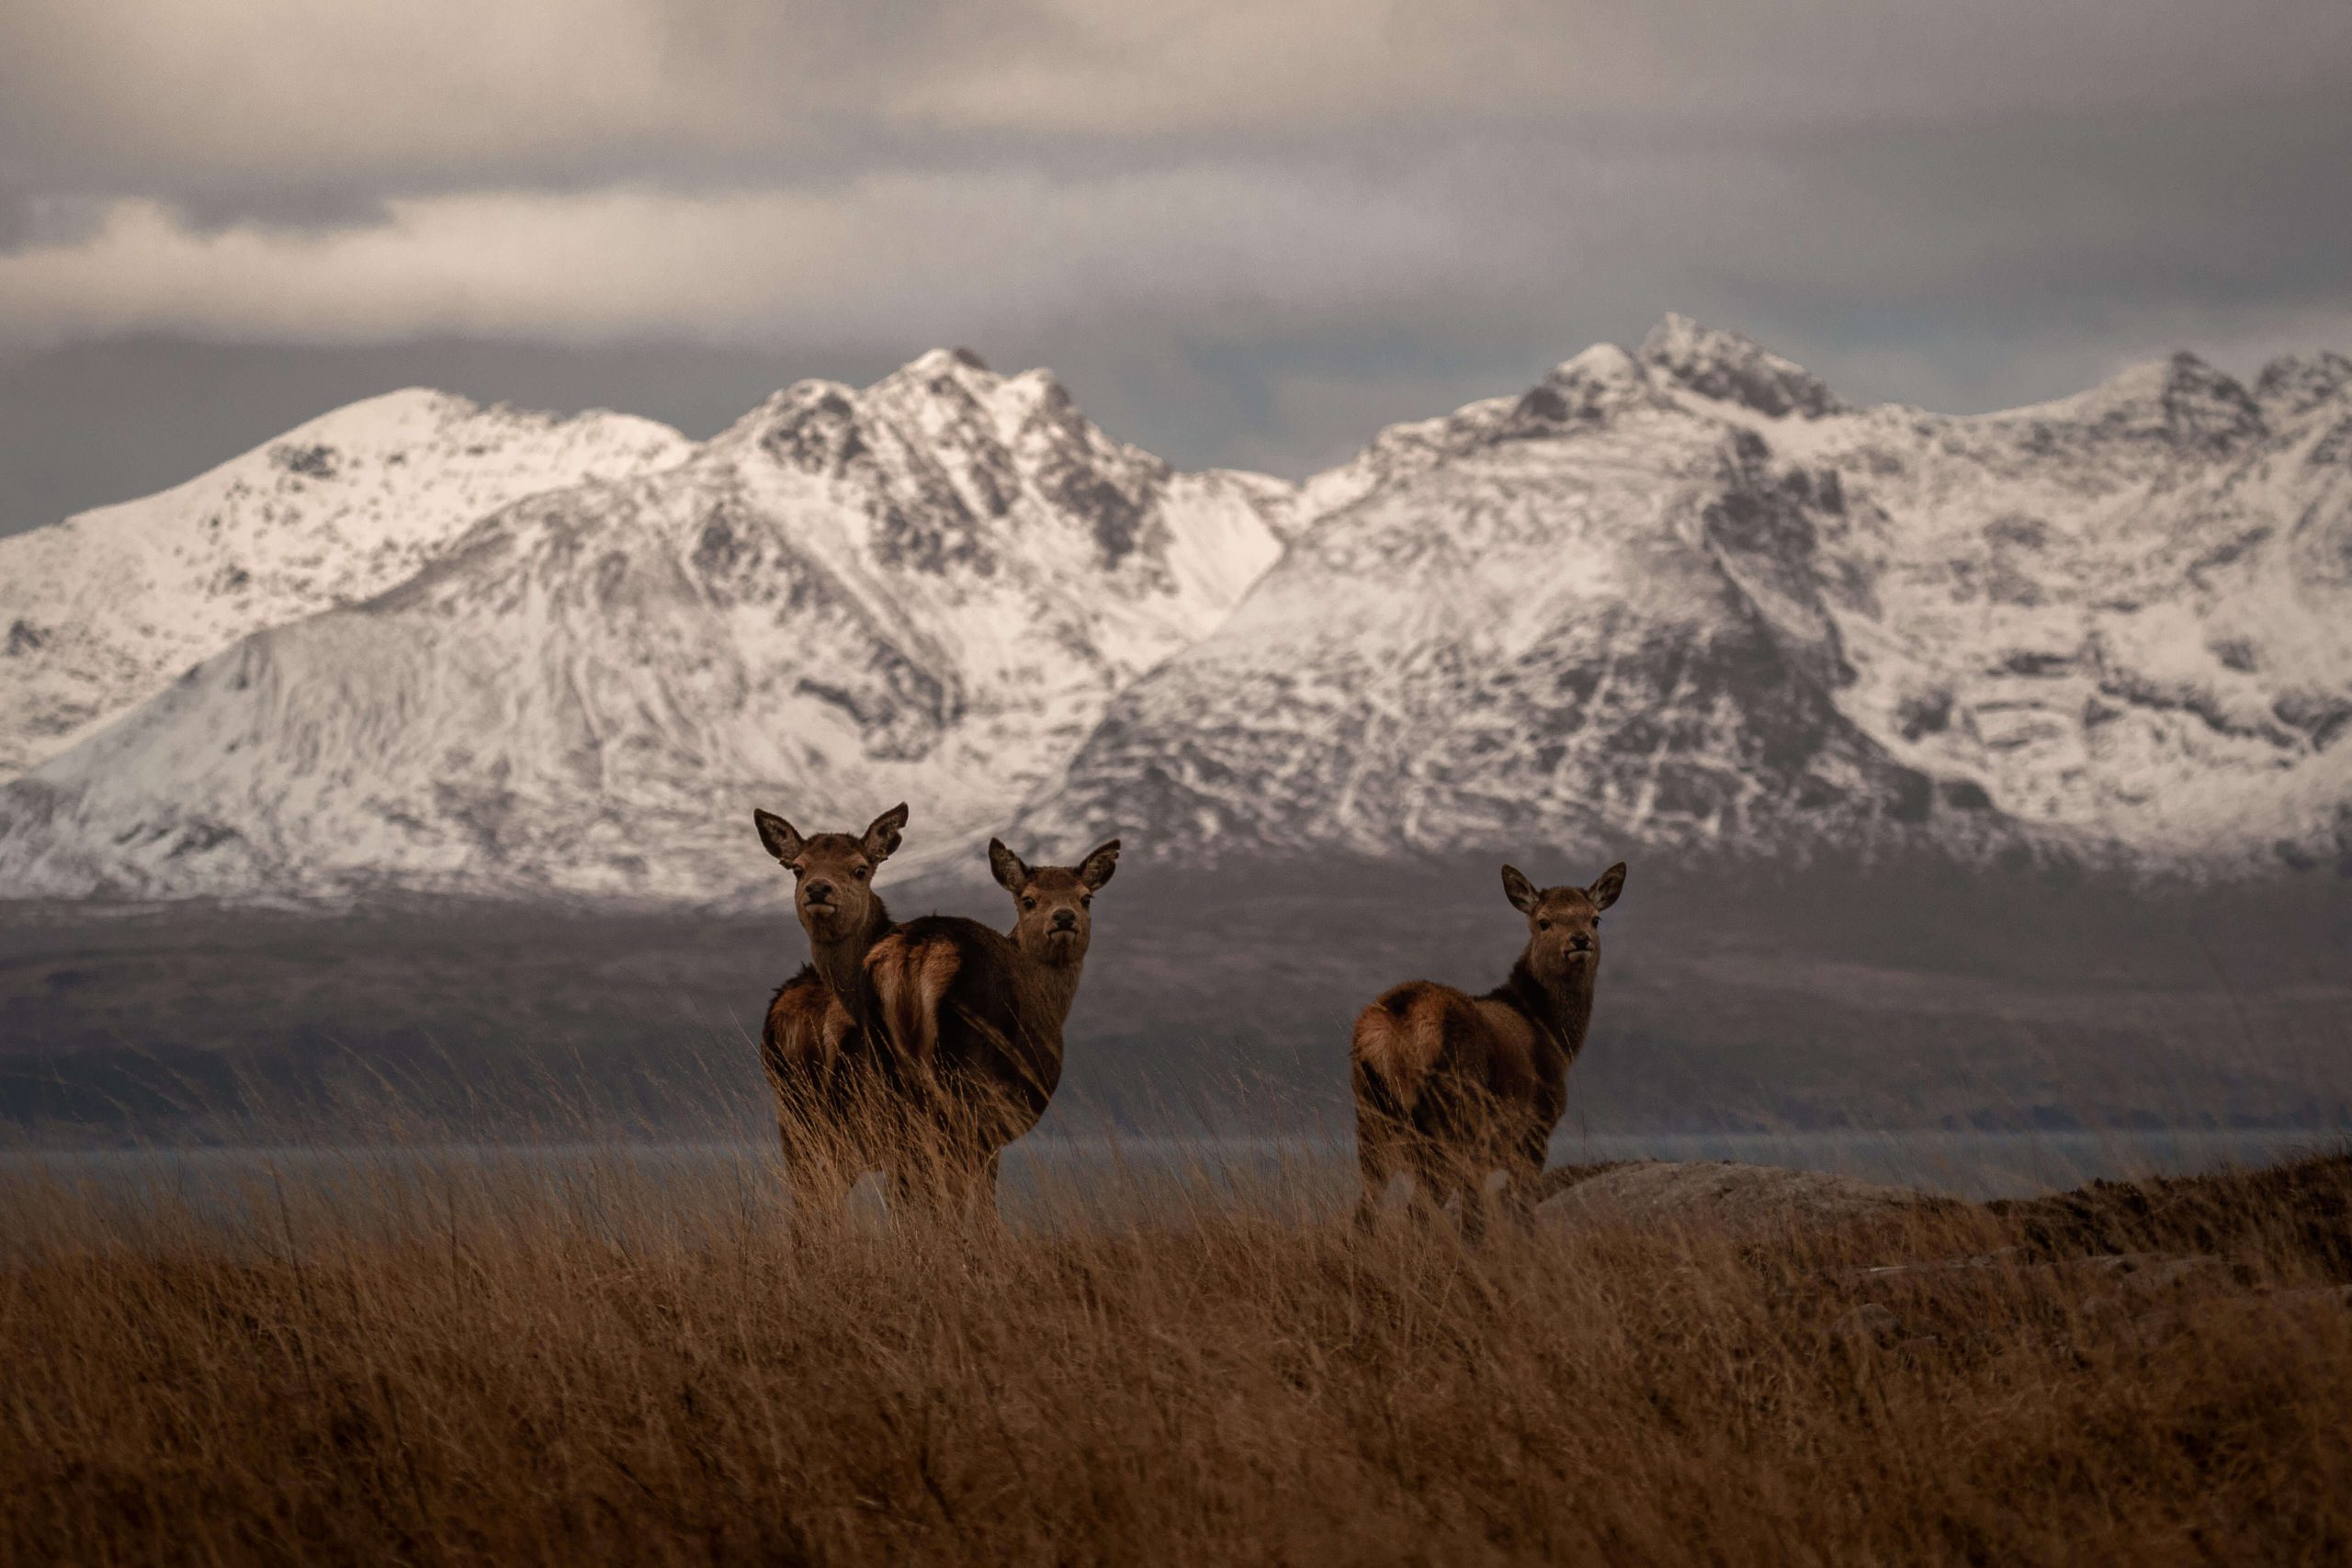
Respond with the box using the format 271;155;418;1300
1988;1148;2352;1279
1540;1157;1940;1236
1;1151;2346;1564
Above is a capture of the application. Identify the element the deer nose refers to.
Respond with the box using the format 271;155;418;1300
803;878;836;905
1569;933;1594;952
1051;909;1078;931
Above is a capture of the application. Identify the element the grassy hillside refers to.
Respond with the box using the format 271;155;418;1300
4;1144;2348;1564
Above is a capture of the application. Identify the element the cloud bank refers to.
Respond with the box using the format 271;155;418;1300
1;0;2347;508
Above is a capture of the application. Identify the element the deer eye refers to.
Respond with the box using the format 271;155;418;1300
790;865;805;879
1536;919;1551;931
1022;897;1038;911
1080;895;1091;908
853;866;869;881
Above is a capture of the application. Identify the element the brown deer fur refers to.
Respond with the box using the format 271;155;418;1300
752;803;908;1214
862;838;1120;1218
1351;860;1626;1237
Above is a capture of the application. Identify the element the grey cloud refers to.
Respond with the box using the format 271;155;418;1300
0;189;112;254
1;0;2347;535
0;0;953;196
7;0;2349;197
1755;92;2352;318
174;187;394;237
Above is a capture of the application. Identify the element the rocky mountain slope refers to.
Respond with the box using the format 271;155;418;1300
1020;319;2352;877
0;351;1294;899
0;391;692;781
4;321;2348;903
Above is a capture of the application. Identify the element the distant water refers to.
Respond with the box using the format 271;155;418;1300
4;1128;2339;1238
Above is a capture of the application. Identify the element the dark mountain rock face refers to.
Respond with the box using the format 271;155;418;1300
1640;313;1843;419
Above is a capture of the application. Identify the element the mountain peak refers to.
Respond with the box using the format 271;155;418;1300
895;345;999;383
2158;353;2265;448
2254;350;2352;418
869;348;1091;434
1559;341;1641;377
0;388;693;783
1637;313;1841;419
0;341;1293;897
727;350;1023;446
254;386;479;452
1498;343;1658;435
2018;352;2264;452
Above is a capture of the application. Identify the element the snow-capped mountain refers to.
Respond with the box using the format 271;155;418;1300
0;351;1295;899
0;390;691;781
4;320;2348;904
1020;319;2352;876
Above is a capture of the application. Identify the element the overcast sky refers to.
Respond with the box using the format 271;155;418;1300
4;0;2348;536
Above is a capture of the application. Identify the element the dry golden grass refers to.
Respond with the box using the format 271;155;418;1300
3;1144;2348;1566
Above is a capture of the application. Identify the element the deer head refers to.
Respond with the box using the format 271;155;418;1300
1501;861;1626;990
989;838;1120;967
753;803;908;943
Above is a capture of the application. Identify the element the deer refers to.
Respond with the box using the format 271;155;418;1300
1351;860;1626;1239
752;802;910;1216
859;836;1121;1221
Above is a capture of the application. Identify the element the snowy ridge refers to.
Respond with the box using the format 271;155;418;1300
1020;321;2352;877
0;351;1294;899
0;390;691;780
4;321;2350;903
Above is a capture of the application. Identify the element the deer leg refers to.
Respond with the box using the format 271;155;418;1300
890;1154;949;1227
1459;1176;1490;1247
937;1144;1001;1233
890;1126;993;1234
1357;1054;1437;1233
1498;1165;1539;1232
877;1092;952;1227
965;1150;1005;1234
889;1166;948;1233
789;1161;853;1228
781;1127;855;1232
1353;1109;1405;1232
1406;1139;1456;1232
1457;1131;1512;1247
1500;1127;1547;1232
772;1069;868;1230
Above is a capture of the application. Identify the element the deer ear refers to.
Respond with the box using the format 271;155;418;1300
1077;839;1121;891
862;803;909;862
1589;862;1626;911
989;838;1030;892
1501;864;1541;914
754;808;805;863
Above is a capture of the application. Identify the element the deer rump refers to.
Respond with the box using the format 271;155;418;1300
759;964;901;1134
1351;981;1561;1162
761;966;850;1084
864;916;1064;1152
